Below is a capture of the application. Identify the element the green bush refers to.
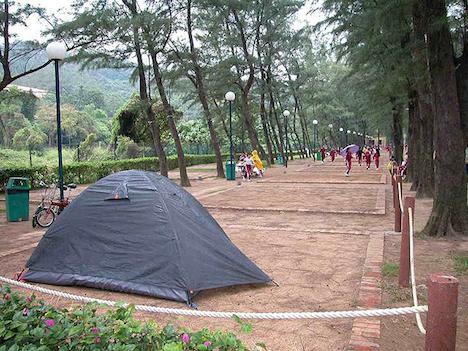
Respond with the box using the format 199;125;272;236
0;285;251;350
0;154;225;191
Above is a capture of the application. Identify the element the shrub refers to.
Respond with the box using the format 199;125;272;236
0;285;251;350
0;154;229;191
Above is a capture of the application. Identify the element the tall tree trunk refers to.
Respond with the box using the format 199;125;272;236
390;96;404;164
150;53;191;187
268;90;285;162
186;0;224;178
407;86;418;184
240;91;264;155
231;8;266;160
124;0;167;176
421;0;468;236
412;0;435;197
455;0;468;145
456;46;468;146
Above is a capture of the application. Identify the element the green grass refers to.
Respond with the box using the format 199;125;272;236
382;262;400;277
0;148;75;168
0;147;116;168
453;254;468;276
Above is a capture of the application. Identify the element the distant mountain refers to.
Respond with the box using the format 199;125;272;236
7;44;201;119
10;48;135;115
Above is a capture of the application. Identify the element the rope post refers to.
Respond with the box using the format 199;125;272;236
394;175;402;232
399;196;414;287
425;274;459;351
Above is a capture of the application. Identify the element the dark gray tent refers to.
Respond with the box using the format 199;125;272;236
25;170;270;304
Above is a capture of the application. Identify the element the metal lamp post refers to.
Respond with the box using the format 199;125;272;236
328;123;333;147
312;119;318;161
283;110;290;167
346;129;351;145
339;127;344;147
46;42;67;201
225;91;235;180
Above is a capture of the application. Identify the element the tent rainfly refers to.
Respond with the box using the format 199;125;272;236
25;170;271;304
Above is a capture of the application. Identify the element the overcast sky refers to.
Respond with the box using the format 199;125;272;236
14;0;323;42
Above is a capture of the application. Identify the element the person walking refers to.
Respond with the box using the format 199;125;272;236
320;145;326;163
356;147;363;166
345;149;353;176
244;153;253;181
364;148;371;169
373;147;380;170
330;148;336;162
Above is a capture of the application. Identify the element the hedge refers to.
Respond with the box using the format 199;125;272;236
0;154;224;191
0;285;253;350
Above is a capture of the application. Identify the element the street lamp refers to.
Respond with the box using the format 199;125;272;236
283;110;290;167
346;129;351;144
313;119;318;160
46;41;67;202
339;127;344;147
225;91;235;180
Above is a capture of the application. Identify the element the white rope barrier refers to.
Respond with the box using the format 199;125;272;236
0;276;427;320
409;208;427;334
397;181;404;214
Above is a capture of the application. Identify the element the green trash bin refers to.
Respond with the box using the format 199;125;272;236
316;151;322;161
5;177;31;222
226;160;236;180
276;154;284;165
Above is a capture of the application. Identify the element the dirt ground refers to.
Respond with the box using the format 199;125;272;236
0;157;466;350
379;183;468;351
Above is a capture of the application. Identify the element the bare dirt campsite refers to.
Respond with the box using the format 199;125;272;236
1;157;466;350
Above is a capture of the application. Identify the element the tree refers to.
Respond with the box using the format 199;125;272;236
12;124;47;166
420;0;468;236
0;0;51;91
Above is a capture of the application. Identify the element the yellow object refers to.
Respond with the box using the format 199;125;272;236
251;150;264;171
387;161;397;175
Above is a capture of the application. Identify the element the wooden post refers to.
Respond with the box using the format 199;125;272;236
425;274;459;351
399;196;415;287
394;175;402;232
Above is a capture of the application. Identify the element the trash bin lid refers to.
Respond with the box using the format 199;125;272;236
6;177;31;190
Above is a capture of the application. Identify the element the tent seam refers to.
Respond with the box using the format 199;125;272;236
140;171;192;295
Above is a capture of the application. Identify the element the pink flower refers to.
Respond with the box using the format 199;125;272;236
95;336;101;344
204;341;212;347
22;308;29;316
91;327;100;334
44;319;55;328
181;333;190;344
26;296;33;303
4;293;10;300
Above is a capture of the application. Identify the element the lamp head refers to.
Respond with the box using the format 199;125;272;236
339;127;344;132
313;119;318;125
225;91;235;101
328;123;333;129
283;110;290;117
347;130;351;134
46;42;67;60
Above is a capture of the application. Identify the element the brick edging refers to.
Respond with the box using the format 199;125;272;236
348;233;384;350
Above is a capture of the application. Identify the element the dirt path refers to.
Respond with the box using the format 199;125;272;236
0;156;466;350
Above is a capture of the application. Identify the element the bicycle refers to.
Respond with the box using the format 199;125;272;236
32;183;76;228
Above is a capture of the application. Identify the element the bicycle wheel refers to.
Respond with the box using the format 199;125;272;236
35;208;56;228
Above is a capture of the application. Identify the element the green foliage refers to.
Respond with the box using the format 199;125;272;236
381;262;399;278
75;133;97;161
453;253;468;276
12;125;47;152
0;154;224;191
0;285;250;350
115;135;142;159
